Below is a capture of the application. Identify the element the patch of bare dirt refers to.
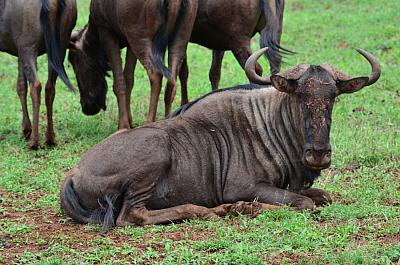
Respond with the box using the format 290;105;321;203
266;251;316;265
0;189;221;264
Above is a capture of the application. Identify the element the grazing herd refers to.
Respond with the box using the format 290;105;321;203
0;0;381;228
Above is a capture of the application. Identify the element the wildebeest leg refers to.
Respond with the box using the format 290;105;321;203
116;204;217;227
254;184;316;210
209;50;225;90
127;41;162;122
123;48;137;128
232;46;263;79
99;30;130;130
116;201;277;226
16;58;31;140
164;0;197;117
29;79;42;150
210;201;278;217
146;69;163;122
44;67;58;146
301;188;332;206
178;57;189;106
164;54;181;117
20;52;41;149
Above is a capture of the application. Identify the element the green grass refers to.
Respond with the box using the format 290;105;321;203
1;0;399;264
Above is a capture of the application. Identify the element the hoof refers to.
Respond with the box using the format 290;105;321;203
28;142;40;150
293;197;316;211
45;132;57;147
22;128;32;140
301;188;333;206
45;139;57;147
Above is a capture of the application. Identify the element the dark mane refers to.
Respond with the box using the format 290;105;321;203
169;83;268;118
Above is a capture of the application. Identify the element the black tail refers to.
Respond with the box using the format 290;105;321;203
40;0;74;90
60;174;121;231
260;0;294;72
151;0;188;81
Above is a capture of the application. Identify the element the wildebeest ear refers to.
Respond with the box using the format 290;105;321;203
271;74;297;94
336;77;369;94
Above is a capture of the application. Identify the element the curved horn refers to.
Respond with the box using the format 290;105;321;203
245;47;271;85
356;48;381;86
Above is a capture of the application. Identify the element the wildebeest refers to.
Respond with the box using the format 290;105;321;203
178;0;290;105
68;0;198;127
60;48;380;229
0;0;77;149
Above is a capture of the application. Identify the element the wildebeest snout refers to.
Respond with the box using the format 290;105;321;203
303;145;332;170
81;101;106;116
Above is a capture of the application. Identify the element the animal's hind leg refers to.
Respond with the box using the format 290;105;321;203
123;48;137;128
16;59;31;140
146;69;163;122
20;53;41;150
116;201;278;227
164;0;197;117
209;50;225;91
178;57;189;106
164;54;183;117
44;68;58;146
116;204;217;227
99;29;130;130
29;79;42;150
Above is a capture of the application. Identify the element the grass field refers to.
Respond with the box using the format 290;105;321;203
1;0;399;264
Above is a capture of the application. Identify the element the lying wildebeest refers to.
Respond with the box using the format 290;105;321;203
178;0;290;105
68;0;197;127
0;0;76;149
60;48;380;229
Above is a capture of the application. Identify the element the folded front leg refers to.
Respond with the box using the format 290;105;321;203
116;204;219;227
254;184;316;210
211;201;279;217
116;201;279;227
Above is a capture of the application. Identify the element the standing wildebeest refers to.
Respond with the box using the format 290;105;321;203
60;48;380;229
178;0;290;105
68;0;198;127
0;0;77;149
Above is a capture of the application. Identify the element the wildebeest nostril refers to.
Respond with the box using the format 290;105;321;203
305;150;314;161
304;149;332;169
325;150;332;159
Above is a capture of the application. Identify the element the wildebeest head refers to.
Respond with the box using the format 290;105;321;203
68;27;108;116
245;48;381;170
